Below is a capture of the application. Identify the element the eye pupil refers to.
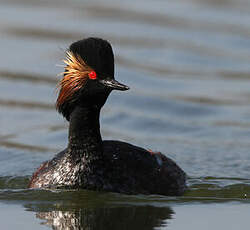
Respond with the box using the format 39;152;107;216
88;71;97;80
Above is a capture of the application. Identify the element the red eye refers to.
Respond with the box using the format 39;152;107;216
88;71;97;80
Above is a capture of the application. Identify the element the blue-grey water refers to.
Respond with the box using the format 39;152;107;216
1;0;250;229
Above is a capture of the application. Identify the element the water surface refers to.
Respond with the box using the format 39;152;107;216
1;0;250;229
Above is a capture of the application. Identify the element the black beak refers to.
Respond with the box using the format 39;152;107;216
99;79;129;91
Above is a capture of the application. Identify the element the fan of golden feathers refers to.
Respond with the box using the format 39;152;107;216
56;51;95;109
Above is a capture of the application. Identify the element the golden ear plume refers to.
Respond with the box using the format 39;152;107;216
56;51;93;110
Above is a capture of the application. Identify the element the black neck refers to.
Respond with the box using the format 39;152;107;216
68;106;103;157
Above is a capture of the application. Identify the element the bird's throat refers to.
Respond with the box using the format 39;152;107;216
68;106;103;158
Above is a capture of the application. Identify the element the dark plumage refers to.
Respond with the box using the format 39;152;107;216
29;37;186;195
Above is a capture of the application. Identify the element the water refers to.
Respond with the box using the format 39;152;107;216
1;0;250;229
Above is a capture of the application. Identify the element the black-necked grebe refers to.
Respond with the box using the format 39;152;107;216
29;37;186;195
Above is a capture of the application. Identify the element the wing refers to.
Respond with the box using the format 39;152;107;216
102;140;186;195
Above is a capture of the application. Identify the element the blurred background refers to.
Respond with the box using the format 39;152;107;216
1;0;250;229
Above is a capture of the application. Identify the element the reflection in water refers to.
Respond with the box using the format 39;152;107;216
36;206;173;230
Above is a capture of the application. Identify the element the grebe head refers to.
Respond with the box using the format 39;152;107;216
56;37;129;120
